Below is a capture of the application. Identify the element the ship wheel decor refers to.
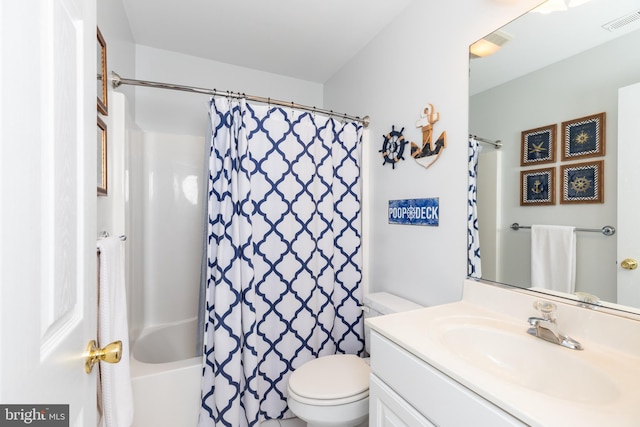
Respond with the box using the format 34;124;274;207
380;125;408;169
412;104;447;170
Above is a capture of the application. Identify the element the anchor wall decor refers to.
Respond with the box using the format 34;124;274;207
412;104;446;169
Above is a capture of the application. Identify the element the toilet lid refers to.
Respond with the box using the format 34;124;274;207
288;354;370;402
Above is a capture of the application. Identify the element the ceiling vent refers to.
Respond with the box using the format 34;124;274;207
602;10;640;32
483;30;512;47
470;30;512;59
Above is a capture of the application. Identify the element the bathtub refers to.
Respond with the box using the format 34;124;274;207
130;318;202;426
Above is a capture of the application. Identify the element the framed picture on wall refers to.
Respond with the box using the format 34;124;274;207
560;160;604;204
520;167;555;206
520;124;556;166
97;27;108;116
561;112;605;161
97;116;108;196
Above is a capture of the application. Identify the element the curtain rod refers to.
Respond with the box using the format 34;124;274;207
469;134;501;149
110;72;370;128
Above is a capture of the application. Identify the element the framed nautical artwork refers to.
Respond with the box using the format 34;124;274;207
561;112;605;161
560;160;604;204
97;27;108;116
520;167;555;206
521;124;556;166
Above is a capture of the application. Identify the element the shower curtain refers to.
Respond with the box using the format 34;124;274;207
199;97;365;426
468;136;482;279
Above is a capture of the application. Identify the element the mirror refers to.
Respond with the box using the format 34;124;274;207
469;0;640;313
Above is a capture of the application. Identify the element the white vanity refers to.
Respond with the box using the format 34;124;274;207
366;279;640;427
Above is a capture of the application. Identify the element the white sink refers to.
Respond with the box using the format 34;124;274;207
366;280;640;426
429;315;620;403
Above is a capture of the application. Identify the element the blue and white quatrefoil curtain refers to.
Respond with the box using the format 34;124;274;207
199;97;364;426
468;136;482;279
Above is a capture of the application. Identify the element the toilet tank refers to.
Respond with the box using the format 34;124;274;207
363;292;422;355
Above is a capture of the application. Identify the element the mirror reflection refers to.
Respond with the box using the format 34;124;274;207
469;0;640;312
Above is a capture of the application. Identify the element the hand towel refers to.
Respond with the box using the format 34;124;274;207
531;225;576;294
97;237;134;427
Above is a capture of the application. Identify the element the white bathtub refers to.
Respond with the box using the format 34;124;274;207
131;318;202;426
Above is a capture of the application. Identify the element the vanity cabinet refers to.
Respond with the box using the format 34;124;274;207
370;375;435;426
369;331;526;427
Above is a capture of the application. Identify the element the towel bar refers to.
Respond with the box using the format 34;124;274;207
97;233;127;253
510;223;615;236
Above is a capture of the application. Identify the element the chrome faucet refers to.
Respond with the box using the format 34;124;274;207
527;301;583;350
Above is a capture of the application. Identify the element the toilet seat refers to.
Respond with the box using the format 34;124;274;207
288;354;370;406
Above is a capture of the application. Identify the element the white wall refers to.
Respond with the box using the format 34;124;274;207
101;94;146;340
323;0;541;307
97;2;142;337
97;0;136;235
133;45;325;136
470;29;640;302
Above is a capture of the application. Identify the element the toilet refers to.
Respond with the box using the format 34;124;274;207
287;292;422;427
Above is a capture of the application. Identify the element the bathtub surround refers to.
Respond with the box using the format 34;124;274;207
130;319;201;426
197;116;214;358
199;97;364;425
139;131;206;328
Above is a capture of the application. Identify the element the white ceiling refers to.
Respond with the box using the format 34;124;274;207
119;0;640;89
120;0;413;83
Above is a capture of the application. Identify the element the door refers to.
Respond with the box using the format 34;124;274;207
0;0;98;425
617;81;640;308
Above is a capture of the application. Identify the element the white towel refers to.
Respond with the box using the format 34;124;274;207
97;237;134;427
531;225;576;294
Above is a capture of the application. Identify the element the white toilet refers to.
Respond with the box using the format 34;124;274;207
287;292;422;427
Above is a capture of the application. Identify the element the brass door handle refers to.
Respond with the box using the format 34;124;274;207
85;340;122;374
621;258;638;270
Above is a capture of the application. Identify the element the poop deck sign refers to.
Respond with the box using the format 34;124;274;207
388;198;439;226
